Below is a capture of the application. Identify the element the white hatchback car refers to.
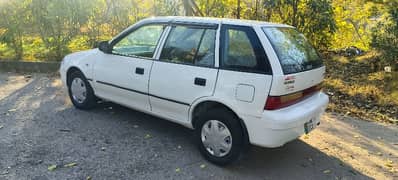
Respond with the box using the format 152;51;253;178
60;16;328;165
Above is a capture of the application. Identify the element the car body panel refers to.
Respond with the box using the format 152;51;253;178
92;53;154;112
148;61;218;123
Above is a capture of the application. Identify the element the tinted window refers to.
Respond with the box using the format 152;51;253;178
221;25;270;74
113;25;164;58
160;26;216;67
262;27;323;74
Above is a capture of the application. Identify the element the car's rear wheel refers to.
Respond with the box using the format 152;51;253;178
67;70;96;109
195;108;245;165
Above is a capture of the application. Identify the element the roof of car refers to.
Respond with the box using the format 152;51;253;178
140;16;293;28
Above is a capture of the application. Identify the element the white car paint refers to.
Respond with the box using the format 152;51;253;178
60;16;329;148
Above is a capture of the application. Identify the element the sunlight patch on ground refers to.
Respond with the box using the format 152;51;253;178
301;113;398;179
0;74;31;101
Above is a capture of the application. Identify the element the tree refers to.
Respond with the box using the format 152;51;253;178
30;0;91;60
0;0;31;60
262;0;336;50
331;0;378;51
371;0;398;68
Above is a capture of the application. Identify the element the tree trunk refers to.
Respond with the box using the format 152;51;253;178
254;0;258;20
237;0;241;19
184;0;193;16
292;0;299;27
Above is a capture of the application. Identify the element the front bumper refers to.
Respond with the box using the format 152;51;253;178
242;92;329;148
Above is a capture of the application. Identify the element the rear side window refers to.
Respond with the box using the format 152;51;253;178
220;25;271;74
160;26;216;67
262;27;323;74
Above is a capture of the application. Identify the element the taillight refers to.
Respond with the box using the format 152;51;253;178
265;83;322;110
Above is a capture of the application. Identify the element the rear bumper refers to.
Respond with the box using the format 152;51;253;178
242;92;329;148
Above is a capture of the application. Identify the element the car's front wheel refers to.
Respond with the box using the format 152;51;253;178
195;108;246;165
67;70;96;109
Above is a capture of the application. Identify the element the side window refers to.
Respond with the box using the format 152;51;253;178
160;26;216;67
113;25;165;58
221;25;271;74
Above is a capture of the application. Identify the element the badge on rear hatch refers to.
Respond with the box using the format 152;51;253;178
284;76;296;91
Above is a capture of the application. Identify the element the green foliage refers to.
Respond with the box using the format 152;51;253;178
30;0;92;60
0;0;396;62
331;0;379;51
371;0;398;68
0;0;31;60
260;0;337;50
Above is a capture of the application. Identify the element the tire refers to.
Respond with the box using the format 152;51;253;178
67;70;96;109
194;108;246;165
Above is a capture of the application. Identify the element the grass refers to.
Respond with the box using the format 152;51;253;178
323;52;398;124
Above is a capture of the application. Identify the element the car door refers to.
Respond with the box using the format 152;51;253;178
93;24;166;112
214;24;273;117
149;24;219;123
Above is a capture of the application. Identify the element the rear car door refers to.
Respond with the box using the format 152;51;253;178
149;24;218;123
214;24;273;117
93;24;165;112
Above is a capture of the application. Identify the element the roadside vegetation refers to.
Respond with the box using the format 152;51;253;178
324;52;398;124
0;0;397;123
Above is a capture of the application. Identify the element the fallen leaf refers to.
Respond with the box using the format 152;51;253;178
175;168;181;173
8;109;17;112
323;169;331;174
48;165;57;171
385;160;394;168
64;163;77;168
200;164;206;169
145;134;152;139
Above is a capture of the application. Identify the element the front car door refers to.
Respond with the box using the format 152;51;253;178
93;24;166;112
149;24;219;123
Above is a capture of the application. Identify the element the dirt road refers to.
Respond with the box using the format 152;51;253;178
0;73;397;180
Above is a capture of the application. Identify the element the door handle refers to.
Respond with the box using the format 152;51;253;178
135;67;144;75
194;77;206;86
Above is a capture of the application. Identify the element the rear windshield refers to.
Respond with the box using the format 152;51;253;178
262;27;323;74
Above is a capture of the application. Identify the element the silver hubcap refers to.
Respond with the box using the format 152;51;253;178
70;77;87;103
201;120;232;157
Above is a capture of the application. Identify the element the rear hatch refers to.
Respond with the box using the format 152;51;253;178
262;27;325;110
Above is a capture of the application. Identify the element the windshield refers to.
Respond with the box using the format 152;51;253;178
262;27;323;74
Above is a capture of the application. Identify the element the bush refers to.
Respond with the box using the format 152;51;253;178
371;2;398;70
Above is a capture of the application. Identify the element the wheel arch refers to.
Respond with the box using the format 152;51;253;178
190;99;250;144
66;66;84;86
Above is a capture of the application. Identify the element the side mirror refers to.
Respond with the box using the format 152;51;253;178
98;41;112;54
